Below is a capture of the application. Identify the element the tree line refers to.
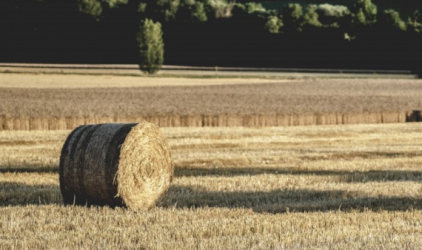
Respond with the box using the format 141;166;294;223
0;0;421;74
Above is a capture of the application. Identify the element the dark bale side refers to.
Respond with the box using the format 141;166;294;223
59;123;136;207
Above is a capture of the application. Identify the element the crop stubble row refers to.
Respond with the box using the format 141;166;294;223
0;111;417;130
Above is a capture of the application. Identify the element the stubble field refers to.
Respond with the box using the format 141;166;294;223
1;73;422;249
1;123;422;249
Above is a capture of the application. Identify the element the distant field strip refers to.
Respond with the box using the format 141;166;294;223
0;63;416;78
1;73;421;130
0;73;288;88
0;63;414;74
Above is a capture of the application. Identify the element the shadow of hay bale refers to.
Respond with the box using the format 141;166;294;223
0;182;61;206
174;166;422;182
0;164;59;173
157;186;422;213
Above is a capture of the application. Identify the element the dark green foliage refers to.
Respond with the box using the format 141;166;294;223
352;0;377;26
176;0;208;22
315;4;350;26
282;3;304;31
102;0;128;9
407;11;422;33
0;0;421;72
208;0;236;18
77;0;128;20
191;2;207;22
158;0;180;21
138;2;147;13
136;19;164;74
379;9;407;31
244;2;266;14
265;15;283;33
316;4;350;17
302;4;321;27
78;0;103;20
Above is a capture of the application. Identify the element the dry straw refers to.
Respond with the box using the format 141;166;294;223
59;122;173;210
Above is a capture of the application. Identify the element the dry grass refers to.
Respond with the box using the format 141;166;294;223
0;73;421;118
1;123;422;249
0;73;287;88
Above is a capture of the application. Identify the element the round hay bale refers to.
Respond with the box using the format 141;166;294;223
59;122;173;210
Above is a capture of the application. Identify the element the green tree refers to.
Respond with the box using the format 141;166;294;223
149;0;180;21
317;4;350;17
244;2;265;14
379;9;407;31
102;0;128;9
136;19;164;74
177;0;207;22
209;0;235;18
302;5;322;27
265;15;283;34
282;3;303;32
408;10;421;33
316;4;350;26
191;2;207;22
353;0;377;26
78;0;103;20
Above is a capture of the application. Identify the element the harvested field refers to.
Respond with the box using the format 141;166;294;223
1;73;422;130
1;123;422;249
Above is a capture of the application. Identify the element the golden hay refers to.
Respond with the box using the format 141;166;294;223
59;122;173;210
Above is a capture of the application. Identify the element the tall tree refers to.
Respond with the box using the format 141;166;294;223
136;19;164;74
